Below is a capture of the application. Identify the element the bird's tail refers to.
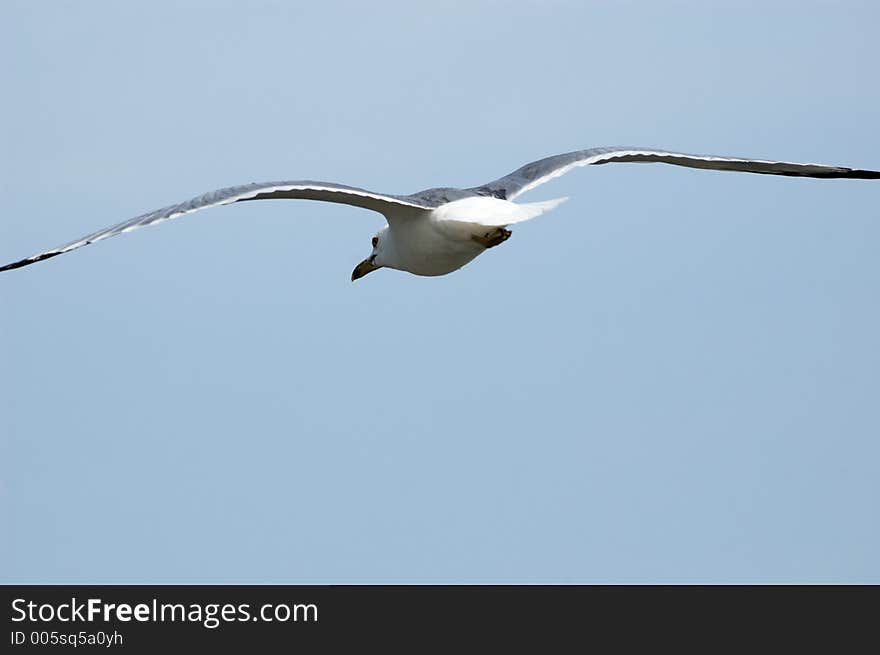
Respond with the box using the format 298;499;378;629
503;197;569;225
435;195;568;227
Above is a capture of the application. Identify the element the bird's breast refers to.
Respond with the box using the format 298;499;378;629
385;216;485;277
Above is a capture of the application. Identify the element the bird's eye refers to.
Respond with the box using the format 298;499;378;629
371;237;379;248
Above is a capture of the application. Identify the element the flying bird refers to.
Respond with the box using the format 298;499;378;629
2;147;878;279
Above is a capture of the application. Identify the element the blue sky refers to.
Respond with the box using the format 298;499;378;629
2;1;878;583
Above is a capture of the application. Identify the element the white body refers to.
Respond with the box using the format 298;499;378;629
375;196;568;276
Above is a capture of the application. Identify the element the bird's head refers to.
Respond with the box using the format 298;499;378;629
351;228;388;281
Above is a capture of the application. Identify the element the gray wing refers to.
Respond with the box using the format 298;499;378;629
1;180;432;272
473;146;880;200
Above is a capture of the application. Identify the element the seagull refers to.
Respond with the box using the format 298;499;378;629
2;146;877;279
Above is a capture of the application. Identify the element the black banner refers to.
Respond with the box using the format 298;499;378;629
2;585;875;650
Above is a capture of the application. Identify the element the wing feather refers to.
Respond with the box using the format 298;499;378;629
474;147;880;200
1;181;429;272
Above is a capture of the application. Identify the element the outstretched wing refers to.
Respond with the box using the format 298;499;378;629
473;146;880;200
0;180;431;272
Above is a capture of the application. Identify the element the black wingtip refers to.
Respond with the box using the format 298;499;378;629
762;168;880;179
847;169;880;179
812;168;880;179
0;251;63;273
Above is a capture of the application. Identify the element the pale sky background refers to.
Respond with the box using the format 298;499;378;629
2;1;878;583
